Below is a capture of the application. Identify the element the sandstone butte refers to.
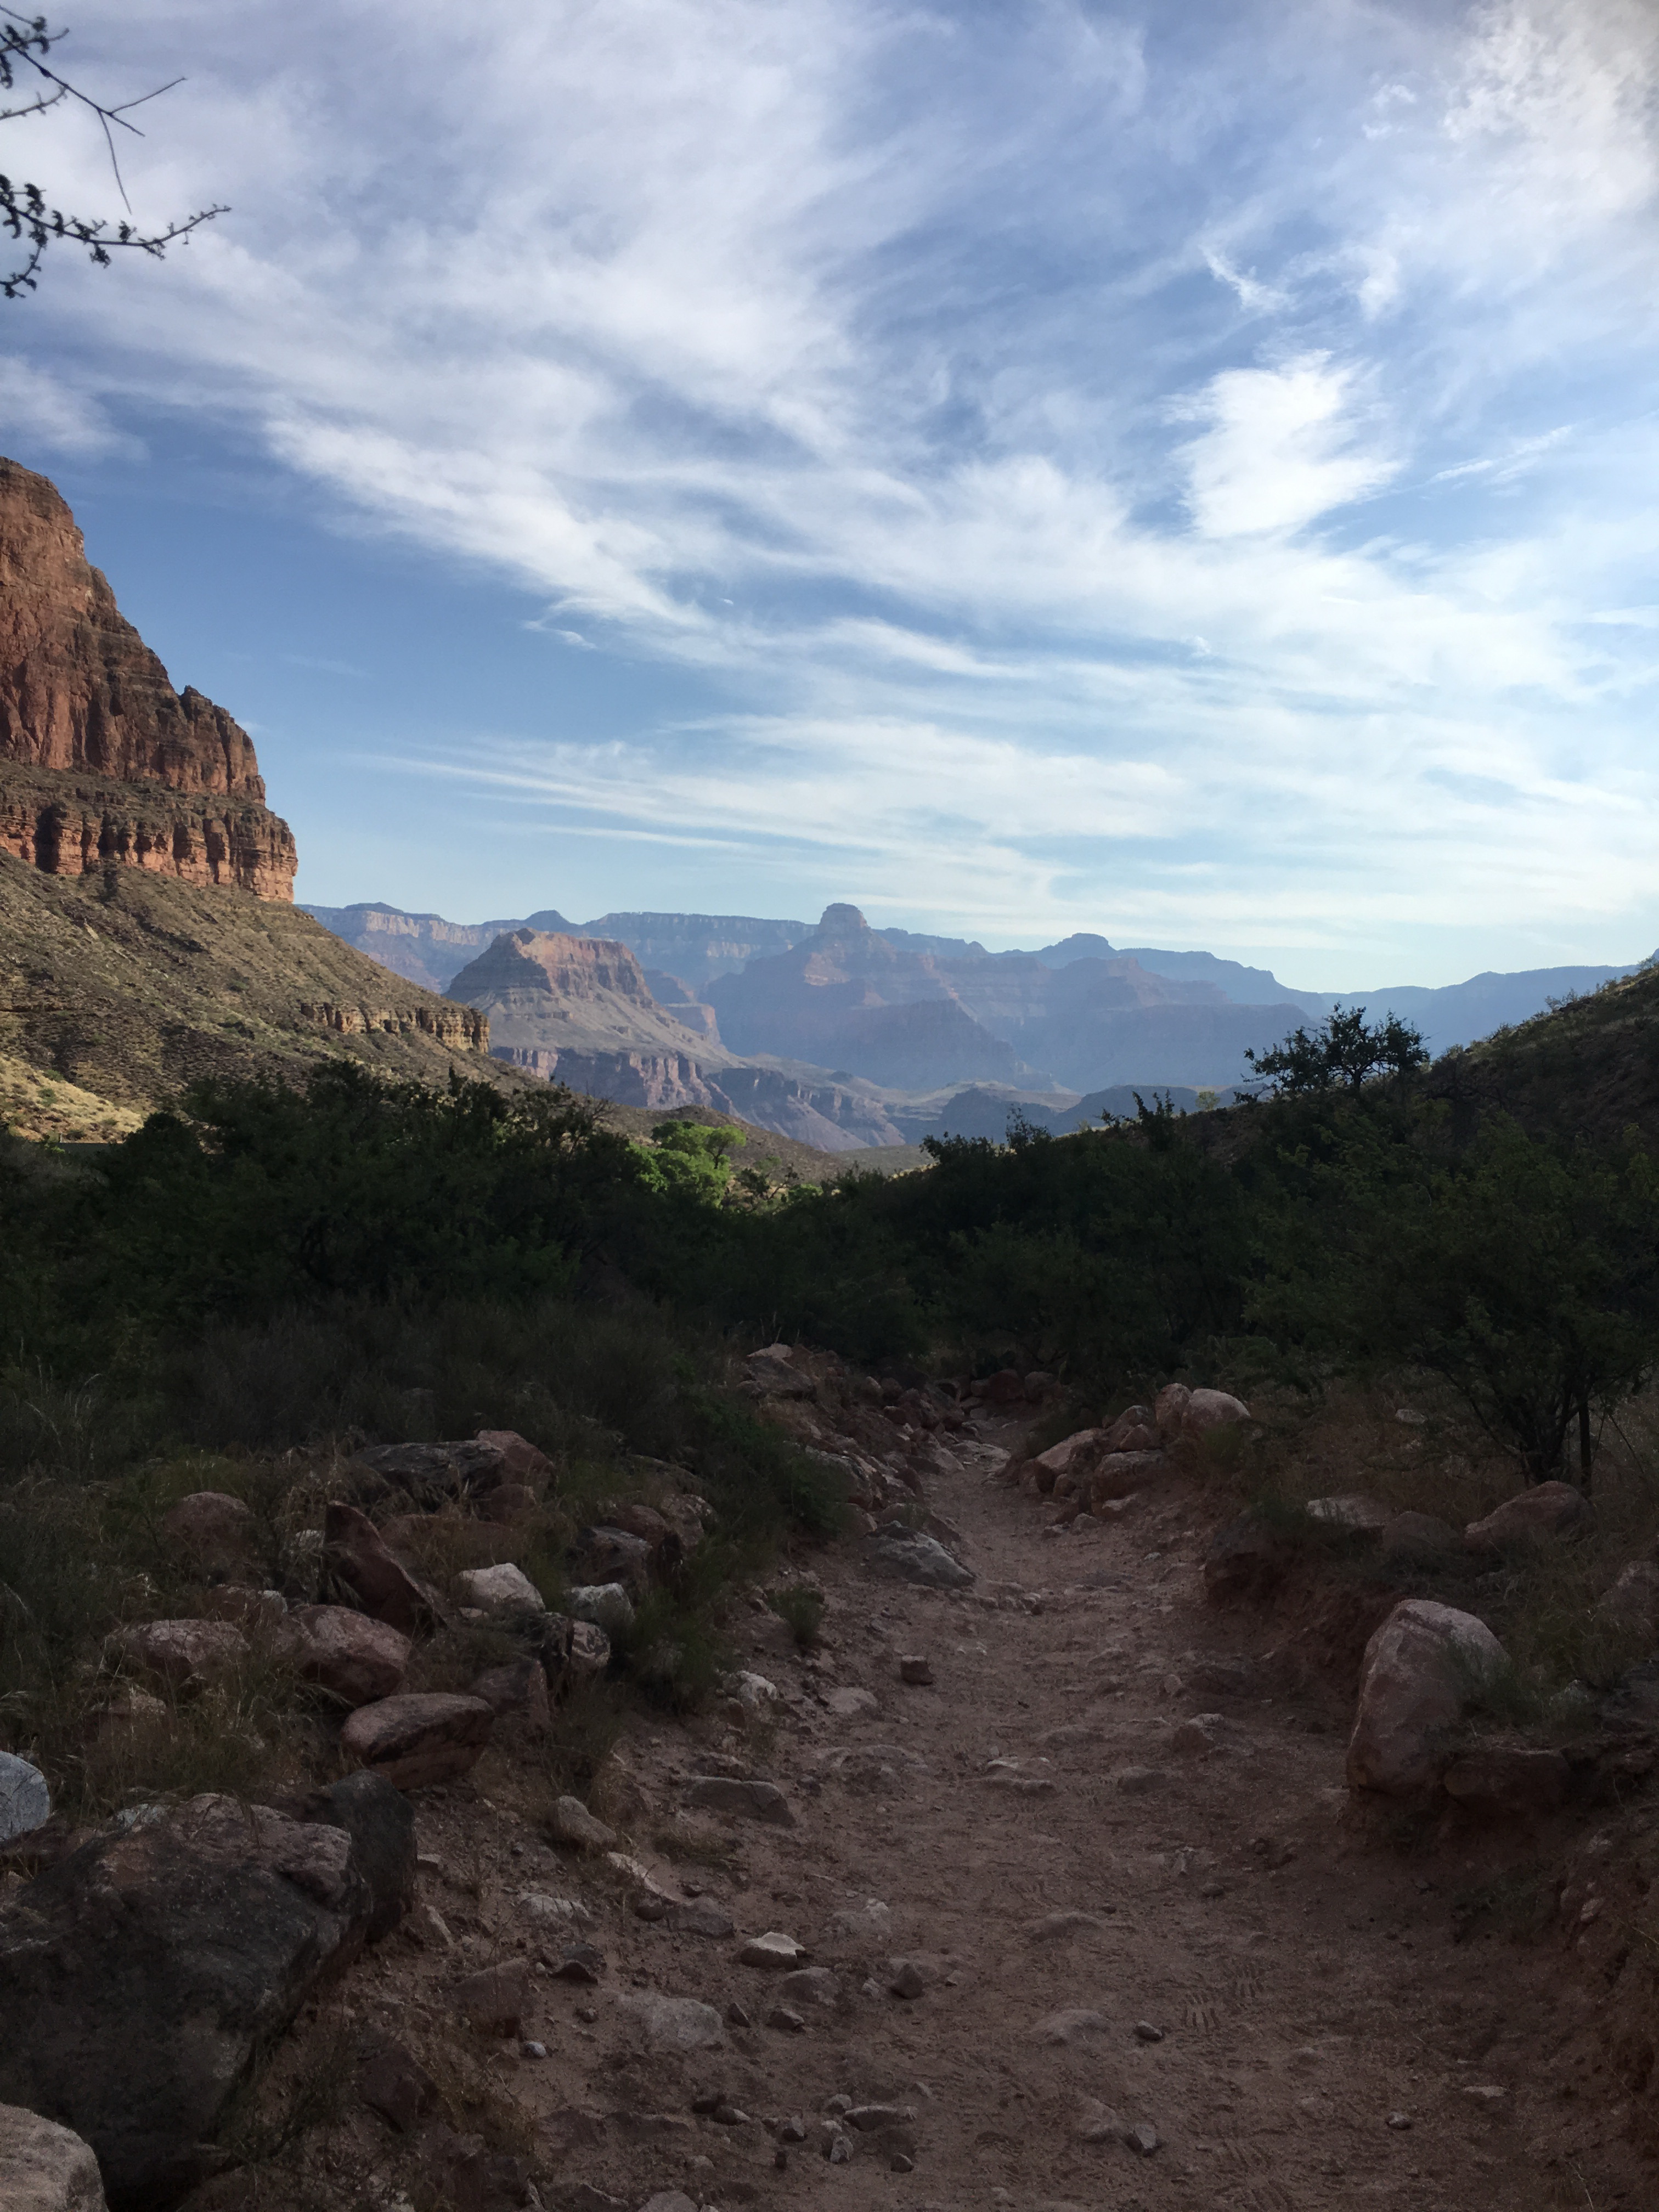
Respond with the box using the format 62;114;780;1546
0;454;297;901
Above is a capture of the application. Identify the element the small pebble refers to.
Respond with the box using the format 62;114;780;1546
1386;2112;1412;2131
1199;1881;1226;1900
779;2117;808;2143
520;2039;547;2059
768;2005;806;2033
726;1999;754;2029
890;2152;915;2171
898;1655;934;1685
1133;2021;1164;2044
1124;2121;1160;2156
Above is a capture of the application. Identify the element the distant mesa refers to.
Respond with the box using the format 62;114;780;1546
0;456;296;901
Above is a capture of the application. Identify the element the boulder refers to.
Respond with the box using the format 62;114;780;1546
1086;1450;1164;1506
1183;1387;1251;1437
738;1929;808;1968
1030;1430;1104;1494
1102;1405;1158;1453
1464;1481;1591;1553
1442;1745;1571;1820
616;1991;724;2053
684;1775;794;1826
357;2041;437;2134
0;2104;106;2211
452;1563;546;1618
473;1428;555;1489
568;1526;654;1596
0;1754;50;1844
277;1605;410;1707
0;1793;385;2208
160;1492;257;1578
108;1618;248;1692
1307;1494;1391;1542
594;1502;684;1575
978;1369;1026;1405
471;1658;551;1730
322;1502;443;1634
1595;1559;1659;1645
450;1957;532;2036
1381;1510;1460;1564
340;1694;494;1791
1346;1599;1508;1796
743;1344;815;1400
1153;1382;1190;1438
350;1439;509;1508
300;1770;416;1941
541;1613;612;1694
1202;1509;1292;1602
864;1523;974;1589
199;1585;287;1630
549;1796;615;1852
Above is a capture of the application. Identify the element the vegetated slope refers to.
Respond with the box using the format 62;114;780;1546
598;1098;928;1181
0;855;500;1141
1430;963;1659;1143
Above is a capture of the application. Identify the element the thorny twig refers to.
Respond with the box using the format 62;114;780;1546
0;9;224;296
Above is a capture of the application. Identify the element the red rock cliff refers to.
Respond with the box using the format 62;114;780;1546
0;456;297;900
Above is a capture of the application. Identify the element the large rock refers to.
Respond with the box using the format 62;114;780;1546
1153;1383;1190;1439
1595;1559;1659;1645
0;1753;50;1844
616;1990;724;2053
566;1582;635;1634
1030;1429;1103;1494
278;1605;410;1706
743;1344;815;1400
1183;1387;1251;1437
541;1613;612;1694
1442;1745;1570;1820
0;1792;387;2208
864;1523;974;1589
473;1429;554;1488
0;2104;107;2211
683;1775;794;1826
1464;1481;1591;1553
0;456;297;901
568;1525;654;1595
340;1694;494;1791
322;1502;442;1634
108;1620;248;1692
592;1502;683;1575
1086;1450;1164;1505
299;1771;416;1941
349;1439;509;1508
160;1493;258;1579
1346;1600;1508;1796
1101;1405;1158;1453
453;1563;546;1618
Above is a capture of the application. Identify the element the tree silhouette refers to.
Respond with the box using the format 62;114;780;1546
1;8;223;298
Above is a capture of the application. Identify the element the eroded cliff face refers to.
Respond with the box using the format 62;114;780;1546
0;456;296;901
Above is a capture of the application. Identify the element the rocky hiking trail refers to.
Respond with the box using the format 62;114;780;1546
5;1376;1655;2212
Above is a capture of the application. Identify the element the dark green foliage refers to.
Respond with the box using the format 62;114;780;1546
1244;1003;1428;1096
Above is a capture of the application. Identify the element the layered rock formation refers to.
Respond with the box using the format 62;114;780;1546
302;902;575;993
450;929;723;1059
0;456;296;900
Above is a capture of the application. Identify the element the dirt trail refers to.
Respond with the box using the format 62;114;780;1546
318;1417;1646;2212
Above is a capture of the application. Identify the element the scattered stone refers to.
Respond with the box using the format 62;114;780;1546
321;1502;443;1634
732;1670;779;1719
684;1775;794;1826
1202;1509;1291;1603
571;1525;656;1599
1183;1389;1250;1438
898;1655;934;1685
1183;1656;1255;1698
1103;1405;1158;1452
1459;2084;1506;2107
351;1438;509;1507
162;1489;258;1577
566;1581;635;1635
888;1958;927;2000
1464;1482;1591;1553
108;1618;249;1691
777;1966;839;2009
0;1793;388;2205
0;2102;106;2211
668;1900;734;1938
1122;2121;1160;2155
830;1898;893;1942
744;1343;816;1399
617;1990;725;2053
778;2115;808;2141
1171;1717;1221;1756
278;1604;410;1706
1346;1600;1508;1796
543;1612;612;1691
740;1930;809;1969
451;1957;533;2035
453;1561;547;1617
865;1523;975;1590
848;2103;916;2131
358;2040;438;2133
519;1890;595;1930
1307;1494;1391;1541
726;2000;753;2028
475;1427;555;1488
1133;2021;1164;2043
552;1942;606;1983
340;1692;494;1790
549;1795;616;1852
1386;2111;1412;2131
1442;1745;1570;1819
768;2005;806;2032
890;2151;915;2171
0;1755;50;1845
827;2130;855;2163
522;2039;548;2059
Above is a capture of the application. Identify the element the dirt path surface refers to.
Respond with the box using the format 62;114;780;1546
308;1410;1652;2212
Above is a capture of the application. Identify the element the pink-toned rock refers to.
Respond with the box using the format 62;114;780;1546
449;1958;533;2036
1595;1559;1659;1644
980;1369;1028;1406
475;1429;555;1489
1101;1406;1158;1453
323;1502;443;1635
471;1658;551;1731
1183;1388;1251;1437
340;1694;494;1790
1346;1600;1508;1797
162;1492;257;1577
278;1606;411;1707
1464;1481;1592;1553
110;1619;249;1691
1442;1745;1570;1820
1153;1383;1190;1439
1031;1430;1104;1496
1087;1451;1164;1506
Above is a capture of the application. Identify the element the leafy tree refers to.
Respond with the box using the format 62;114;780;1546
1243;1003;1427;1098
2;9;222;297
635;1120;746;1203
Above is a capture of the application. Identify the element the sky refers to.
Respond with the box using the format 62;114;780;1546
4;0;1659;987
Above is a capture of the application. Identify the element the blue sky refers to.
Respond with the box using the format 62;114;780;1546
4;0;1658;986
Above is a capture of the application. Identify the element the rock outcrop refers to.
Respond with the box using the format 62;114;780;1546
0;457;296;901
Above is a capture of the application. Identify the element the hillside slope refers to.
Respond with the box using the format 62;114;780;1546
1431;964;1659;1142
0;857;499;1141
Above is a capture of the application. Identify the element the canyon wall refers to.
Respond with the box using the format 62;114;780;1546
0;456;296;901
